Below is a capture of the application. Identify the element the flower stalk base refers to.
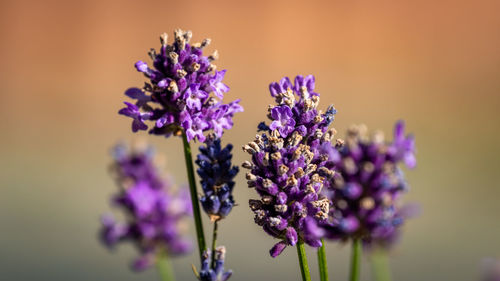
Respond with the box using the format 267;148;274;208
296;241;312;281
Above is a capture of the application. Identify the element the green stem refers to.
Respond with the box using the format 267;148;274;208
156;255;175;281
296;241;312;281
181;132;206;261
370;249;392;281
349;239;362;281
210;220;219;268
317;239;329;281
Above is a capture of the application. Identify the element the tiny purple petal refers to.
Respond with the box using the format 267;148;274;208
270;241;287;258
209;70;230;99
285;227;298;246
135;61;149;73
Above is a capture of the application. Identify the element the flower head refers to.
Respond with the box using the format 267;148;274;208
100;142;192;271
305;121;416;245
196;135;239;221
194;246;233;281
119;29;243;142
243;75;339;257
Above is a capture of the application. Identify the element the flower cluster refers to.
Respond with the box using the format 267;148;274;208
119;29;243;142
196;135;239;221
242;75;339;257
100;143;192;271
194;246;233;281
306;121;416;245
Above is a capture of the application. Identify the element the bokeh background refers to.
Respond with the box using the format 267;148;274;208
1;0;500;280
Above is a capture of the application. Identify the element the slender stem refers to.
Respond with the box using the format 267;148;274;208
296;241;312;281
181;132;206;261
370;248;392;281
349;239;362;281
210;220;219;268
317;239;329;281
156;254;175;281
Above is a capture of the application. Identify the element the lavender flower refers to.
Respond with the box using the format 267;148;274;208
119;29;243;142
242;75;338;257
269;105;296;137
196;135;239;221
194;246;233;281
100;142;192;271
305;121;416;245
118;102;153;132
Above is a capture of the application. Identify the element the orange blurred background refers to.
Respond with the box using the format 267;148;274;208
1;0;500;280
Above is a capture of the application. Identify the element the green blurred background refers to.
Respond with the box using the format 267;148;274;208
1;0;500;280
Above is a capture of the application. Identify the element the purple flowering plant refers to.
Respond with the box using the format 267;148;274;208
119;29;242;142
300;121;417;281
187;134;238;280
196;135;239;222
242;75;340;281
304;121;416;245
100;142;192;275
115;29;240;281
242;76;417;281
109;28;421;281
243;75;338;258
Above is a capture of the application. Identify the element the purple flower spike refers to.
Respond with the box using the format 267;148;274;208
196;135;239;221
99;142;193;271
305;122;417;248
119;29;242;142
243;75;339;257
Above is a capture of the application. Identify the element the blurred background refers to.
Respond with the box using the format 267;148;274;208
1;0;499;280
